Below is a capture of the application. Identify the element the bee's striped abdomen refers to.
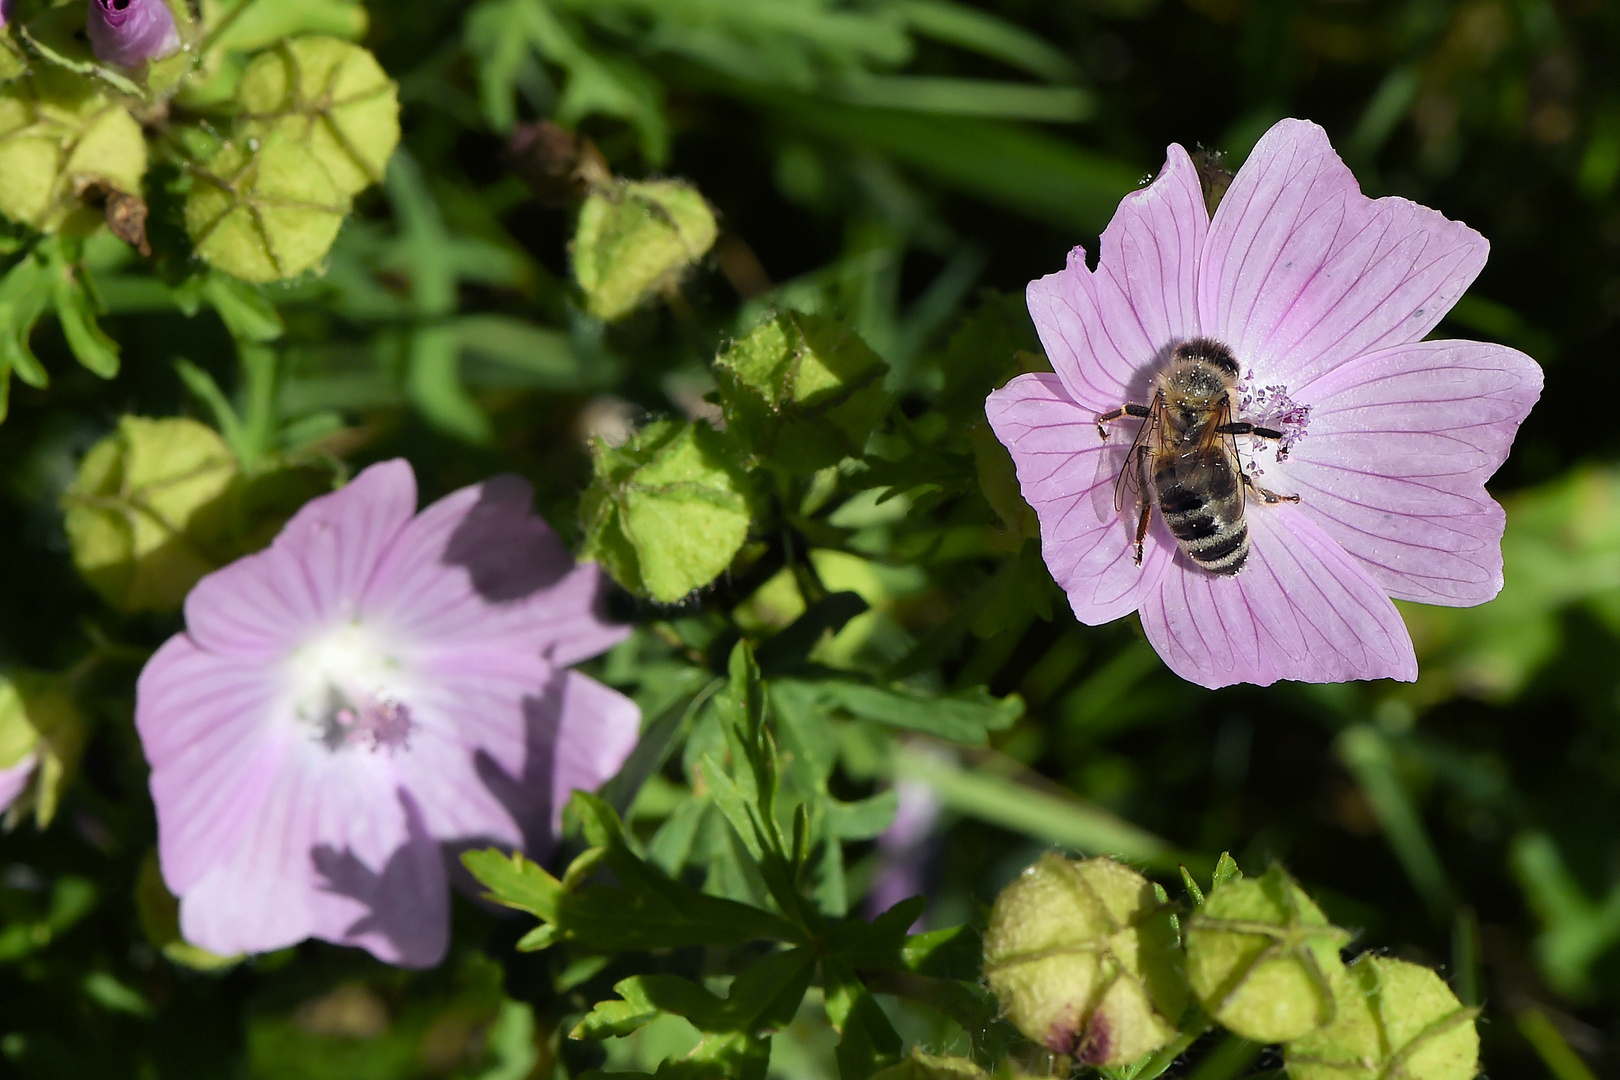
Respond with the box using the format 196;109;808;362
1154;457;1249;576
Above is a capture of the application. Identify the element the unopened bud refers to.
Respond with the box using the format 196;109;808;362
982;854;1186;1066
1285;956;1479;1080
88;0;183;67
579;419;753;603
235;37;399;197
0;73;147;231
62;416;238;612
573;179;717;321
0;671;86;829
868;1050;987;1080
713;311;890;472
185;131;348;282
1184;865;1350;1043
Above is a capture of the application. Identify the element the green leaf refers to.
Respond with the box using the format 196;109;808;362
48;248;119;378
575;948;815;1042
555;793;802;951
824;957;902;1080
764;96;1137;233
788;677;1021;744
465;0;668;161
461;848;562;923
889;744;1181;868
200;272;284;342
200;0;369;57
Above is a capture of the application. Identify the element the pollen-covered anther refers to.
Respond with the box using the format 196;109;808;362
326;697;414;754
1238;373;1312;462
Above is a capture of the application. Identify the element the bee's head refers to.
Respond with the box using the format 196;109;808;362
1161;362;1230;410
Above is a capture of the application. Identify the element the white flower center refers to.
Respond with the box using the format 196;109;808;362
284;623;416;754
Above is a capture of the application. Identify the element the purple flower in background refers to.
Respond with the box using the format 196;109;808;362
0;753;35;813
864;776;942;929
87;0;181;67
986;119;1542;689
136;461;639;967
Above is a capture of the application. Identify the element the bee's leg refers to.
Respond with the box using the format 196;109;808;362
1096;402;1152;441
1242;472;1301;505
1133;499;1152;565
1132;448;1152;565
1214;422;1285;440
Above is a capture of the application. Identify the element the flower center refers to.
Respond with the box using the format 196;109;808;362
285;624;415;755
1236;371;1311;473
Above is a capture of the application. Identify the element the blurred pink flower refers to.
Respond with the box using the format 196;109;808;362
986;119;1542;689
136;461;638;967
87;0;181;67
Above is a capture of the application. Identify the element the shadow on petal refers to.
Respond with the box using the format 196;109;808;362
468;668;568;858
440;475;573;602
311;789;449;968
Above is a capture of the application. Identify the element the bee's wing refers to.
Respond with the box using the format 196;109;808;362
1212;394;1246;516
1113;395;1161;513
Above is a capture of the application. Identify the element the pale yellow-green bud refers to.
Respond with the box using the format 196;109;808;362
1284;955;1479;1080
63;417;239;612
573;179;718;321
982;854;1186;1066
185;130;349;283
713;311;890;473
578;419;753;603
0;70;146;232
236;37;400;197
1184;865;1351;1043
867;1050;987;1080
0;671;85;829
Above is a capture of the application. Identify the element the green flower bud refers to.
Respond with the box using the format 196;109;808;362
982;854;1187;1066
236;37;399;196
185;129;348;283
1285;956;1479;1080
579;419;753;603
0;71;146;231
713;311;890;472
62;416;238;612
1184;865;1351;1043
573;179;717;321
0;671;86;829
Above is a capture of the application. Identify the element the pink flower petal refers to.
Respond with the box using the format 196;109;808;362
177;753;448;968
1027;144;1206;414
138;635;284;895
183;461;418;659
1199;119;1488;390
1138;505;1417;689
361;474;629;665
1282;340;1543;605
0;752;36;812
986;373;1176;624
407;652;639;844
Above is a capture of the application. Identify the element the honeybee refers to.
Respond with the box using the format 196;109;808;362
1096;339;1298;576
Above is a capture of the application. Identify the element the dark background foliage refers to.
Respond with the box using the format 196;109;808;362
0;0;1615;1077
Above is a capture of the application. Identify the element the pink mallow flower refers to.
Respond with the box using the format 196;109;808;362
986;119;1542;689
87;0;182;68
135;460;639;967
